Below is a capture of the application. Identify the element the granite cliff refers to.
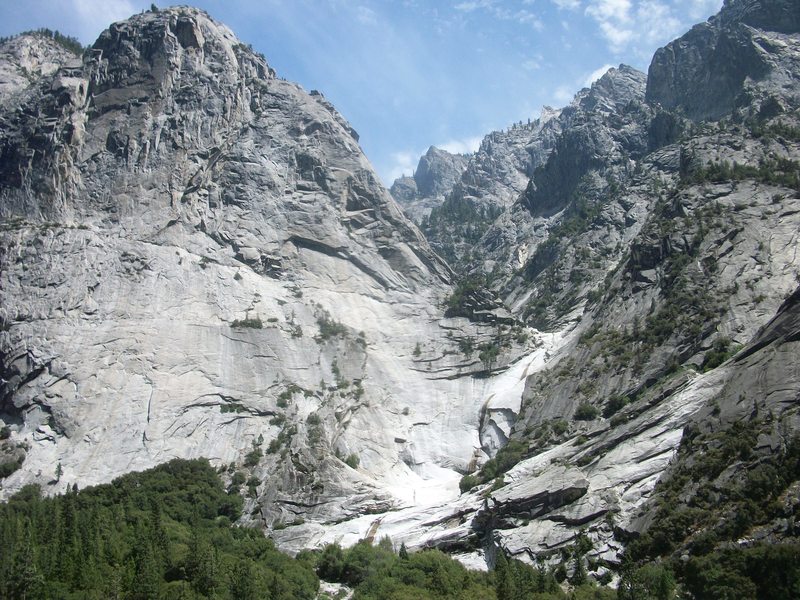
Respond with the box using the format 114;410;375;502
1;0;800;586
0;7;532;547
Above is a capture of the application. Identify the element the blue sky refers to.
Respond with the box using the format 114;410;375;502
0;0;722;185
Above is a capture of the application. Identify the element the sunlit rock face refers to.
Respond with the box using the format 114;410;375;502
390;146;470;223
0;7;538;540
2;0;800;574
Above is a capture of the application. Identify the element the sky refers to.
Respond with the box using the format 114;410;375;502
0;0;723;186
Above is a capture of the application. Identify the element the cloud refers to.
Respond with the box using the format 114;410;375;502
454;0;495;12
584;63;614;87
586;0;632;23
514;9;544;30
682;0;723;20
356;5;378;25
553;85;575;105
584;0;712;54
552;0;582;9
522;56;543;71
437;136;482;155
385;150;422;184
455;1;543;30
72;0;137;42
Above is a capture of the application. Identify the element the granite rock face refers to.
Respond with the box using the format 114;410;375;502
2;0;800;576
389;146;468;223
646;0;800;120
414;108;563;269
0;9;538;539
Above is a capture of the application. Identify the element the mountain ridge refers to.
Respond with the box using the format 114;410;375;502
1;0;800;592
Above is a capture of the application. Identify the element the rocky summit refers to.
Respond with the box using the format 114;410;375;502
2;0;800;591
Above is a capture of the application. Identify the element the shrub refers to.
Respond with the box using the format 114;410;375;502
344;453;359;469
459;474;480;493
478;342;500;369
603;395;629;418
244;446;263;467
0;459;22;479
316;311;348;340
231;317;262;329
574;402;599;421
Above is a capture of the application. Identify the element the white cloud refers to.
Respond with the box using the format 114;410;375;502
552;0;582;9
454;0;495;12
522;56;543;71
553;85;575;105
682;0;723;20
72;0;137;41
455;1;543;30
515;9;544;30
637;0;682;44
584;63;614;87
385;150;422;184
356;5;377;25
584;0;721;55
437;136;482;155
586;0;632;23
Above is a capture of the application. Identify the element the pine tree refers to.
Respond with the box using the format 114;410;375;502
399;542;409;560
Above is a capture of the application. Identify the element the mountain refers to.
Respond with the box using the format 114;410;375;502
2;0;800;593
392;108;563;270
0;6;533;545
397;0;800;580
390;145;469;223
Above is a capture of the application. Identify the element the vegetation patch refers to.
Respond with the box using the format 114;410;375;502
230;317;263;329
0;459;318;599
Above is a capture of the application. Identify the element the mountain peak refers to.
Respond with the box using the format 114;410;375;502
89;4;275;98
646;0;800;120
574;63;646;115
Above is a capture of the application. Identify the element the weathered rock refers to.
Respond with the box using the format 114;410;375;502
646;0;800;120
0;8;538;542
390;146;469;223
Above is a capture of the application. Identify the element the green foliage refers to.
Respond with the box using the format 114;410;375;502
316;312;348;341
0;28;85;55
602;395;629;418
230;317;263;329
422;197;503;269
618;563;675;600
681;157;800;192
682;544;800;600
459;474;480;494
445;276;486;317
244;445;263;467
626;420;800;598
463;440;531;491
344;454;360;469
478;342;500;370
0;458;23;479
0;459;318;599
574;402;599;421
317;540;518;599
701;337;740;371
